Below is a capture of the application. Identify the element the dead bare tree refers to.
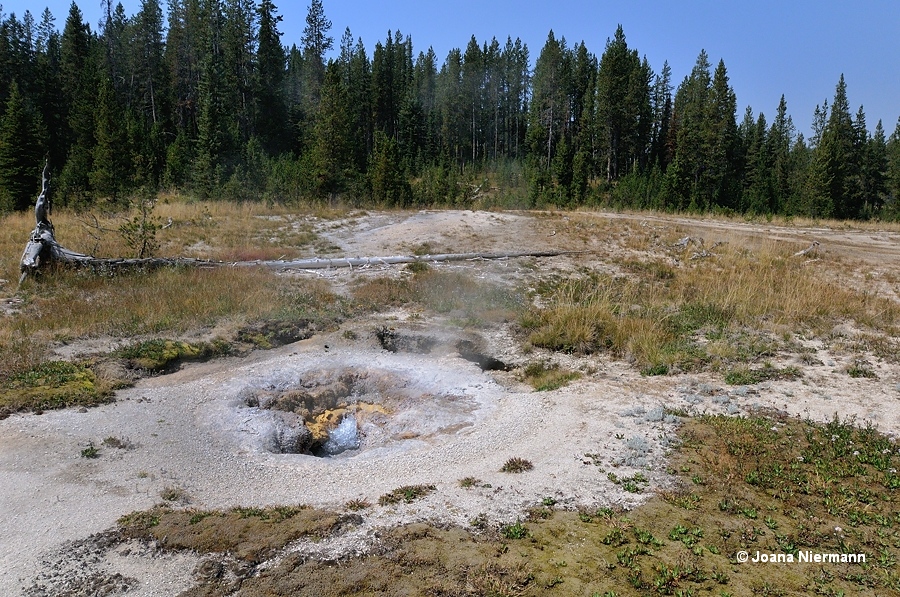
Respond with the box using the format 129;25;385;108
19;162;94;282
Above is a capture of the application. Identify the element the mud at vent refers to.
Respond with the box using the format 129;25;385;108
3;209;900;596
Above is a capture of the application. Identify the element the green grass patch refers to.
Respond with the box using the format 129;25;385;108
378;484;437;506
723;363;802;385
501;457;534;473
0;361;113;416
521;361;581;391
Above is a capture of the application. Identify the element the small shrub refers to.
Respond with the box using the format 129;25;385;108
81;442;99;458
724;364;801;385
847;359;877;379
102;436;132;450
501;457;534;473
459;476;480;489
345;498;370;511
642;363;669;376
161;486;188;503
521;361;581;391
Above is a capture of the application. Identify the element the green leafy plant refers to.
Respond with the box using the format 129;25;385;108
80;442;99;458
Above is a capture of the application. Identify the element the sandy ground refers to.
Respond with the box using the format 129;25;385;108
3;209;900;596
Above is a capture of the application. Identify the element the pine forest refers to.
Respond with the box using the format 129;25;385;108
1;0;899;220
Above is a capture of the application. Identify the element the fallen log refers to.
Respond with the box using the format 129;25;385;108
22;248;574;278
244;250;578;271
18;164;578;278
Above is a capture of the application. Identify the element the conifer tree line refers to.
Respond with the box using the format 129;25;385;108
1;0;899;219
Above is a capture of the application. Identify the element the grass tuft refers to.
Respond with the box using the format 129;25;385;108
501;457;534;473
521;361;580;391
378;484;437;506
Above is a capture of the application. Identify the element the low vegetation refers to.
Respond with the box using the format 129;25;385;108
378;484;437;506
0;360;114;417
0;200;354;415
501;457;535;473
118;505;342;564
521;360;581;391
523;239;900;375
111;412;900;595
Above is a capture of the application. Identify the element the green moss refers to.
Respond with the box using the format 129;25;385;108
724;364;802;385
0;361;112;414
115;338;231;372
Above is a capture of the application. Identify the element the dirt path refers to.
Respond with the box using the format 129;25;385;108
2;209;899;596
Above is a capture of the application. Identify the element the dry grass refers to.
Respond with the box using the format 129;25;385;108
0;196;339;282
0;199;350;401
525;241;900;373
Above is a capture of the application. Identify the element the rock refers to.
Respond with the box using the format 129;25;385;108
268;412;314;454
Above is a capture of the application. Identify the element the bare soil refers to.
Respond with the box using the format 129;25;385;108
2;209;900;596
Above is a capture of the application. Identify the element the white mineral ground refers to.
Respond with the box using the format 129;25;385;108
2;210;900;596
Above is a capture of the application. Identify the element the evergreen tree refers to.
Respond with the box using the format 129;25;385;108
741;109;771;214
301;0;332;61
461;35;483;163
165;0;204;134
369;130;409;205
89;76;129;202
436;47;465;164
34;8;66;172
255;0;287;154
864;119;888;216
222;0;257;142
596;26;650;180
667;50;712;210
412;46;438;161
886;118;900;216
300;0;332;103
817;75;856;218
58;2;97;203
0;81;45;211
528;31;567;168
193;1;236;196
310;60;351;198
707;59;739;209
768;95;795;212
649;60;672;169
130;0;167;126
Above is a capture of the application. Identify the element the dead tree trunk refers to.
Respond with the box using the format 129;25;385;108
19;162;95;282
245;251;578;271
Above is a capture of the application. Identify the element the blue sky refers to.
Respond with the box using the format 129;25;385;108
7;0;899;138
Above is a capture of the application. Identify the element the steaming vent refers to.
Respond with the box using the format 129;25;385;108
240;366;481;457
